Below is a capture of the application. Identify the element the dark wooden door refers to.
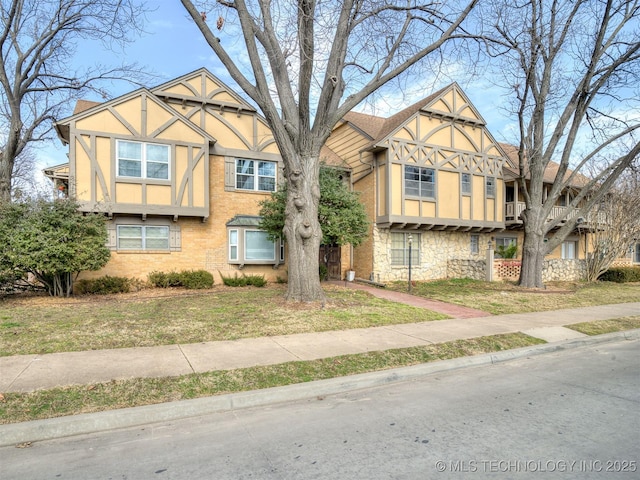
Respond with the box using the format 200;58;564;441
319;244;342;279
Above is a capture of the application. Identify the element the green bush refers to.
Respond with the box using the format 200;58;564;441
180;270;214;289
148;270;214;289
599;267;640;283
75;276;131;294
319;264;328;281
148;271;169;288
220;272;267;287
496;243;518;259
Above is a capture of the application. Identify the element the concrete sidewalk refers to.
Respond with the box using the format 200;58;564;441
1;283;638;393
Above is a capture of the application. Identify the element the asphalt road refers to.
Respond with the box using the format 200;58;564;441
3;339;639;479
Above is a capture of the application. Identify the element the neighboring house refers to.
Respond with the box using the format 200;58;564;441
50;69;294;283
325;83;512;282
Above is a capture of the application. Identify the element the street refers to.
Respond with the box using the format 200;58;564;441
2;339;639;479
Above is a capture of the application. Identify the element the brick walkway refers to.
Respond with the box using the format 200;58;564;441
328;281;490;318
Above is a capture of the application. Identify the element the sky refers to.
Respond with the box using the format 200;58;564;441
37;2;518;178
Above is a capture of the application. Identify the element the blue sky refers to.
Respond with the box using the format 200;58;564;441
38;2;516;175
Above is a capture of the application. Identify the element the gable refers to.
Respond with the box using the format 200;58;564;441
152;68;256;112
423;84;486;124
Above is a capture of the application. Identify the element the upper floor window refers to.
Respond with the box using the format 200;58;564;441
486;177;496;197
461;173;471;195
405;166;435;198
117;225;170;250
236;159;276;192
117;140;169;180
391;232;420;266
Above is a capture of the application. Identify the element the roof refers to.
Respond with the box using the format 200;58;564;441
320;145;350;170
500;143;590;187
343;84;471;152
73;99;102;115
226;215;263;227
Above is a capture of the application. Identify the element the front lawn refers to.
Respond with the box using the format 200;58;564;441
387;279;640;315
0;284;448;356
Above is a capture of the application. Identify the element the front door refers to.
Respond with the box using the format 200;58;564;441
319;244;342;279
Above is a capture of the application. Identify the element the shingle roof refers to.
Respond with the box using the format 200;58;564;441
500;143;590;187
320;145;350;169
343;85;451;149
73;99;102;115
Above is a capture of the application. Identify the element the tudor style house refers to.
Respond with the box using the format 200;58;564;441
325;84;511;282
47;69;598;284
49;69;290;283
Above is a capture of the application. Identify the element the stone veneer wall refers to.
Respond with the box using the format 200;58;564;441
371;226;492;282
370;225;588;283
542;259;587;282
447;259;486;280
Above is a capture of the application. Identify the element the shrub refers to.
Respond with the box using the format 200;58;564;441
599;267;640;283
148;270;214;289
76;276;131;294
180;270;214;289
319;264;328;281
148;271;169;288
220;272;267;287
496;243;518;259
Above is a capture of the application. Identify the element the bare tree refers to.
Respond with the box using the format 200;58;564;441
5;146;39;199
485;0;640;288
0;0;150;203
584;169;640;281
181;0;478;302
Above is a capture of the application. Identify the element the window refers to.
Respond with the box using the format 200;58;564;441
117;140;169;180
486;177;496;197
470;234;479;255
229;229;239;261
633;243;640;263
405;166;435;198
495;236;517;258
496;237;517;249
461;173;471;195
246;230;276;261
562;241;577;259
236;159;276;192
228;228;284;264
390;232;420;266
117;225;169;250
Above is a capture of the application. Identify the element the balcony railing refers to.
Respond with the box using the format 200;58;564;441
505;202;607;225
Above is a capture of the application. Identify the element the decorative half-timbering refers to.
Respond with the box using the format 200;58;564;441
371;84;509;231
56;89;213;219
327;83;511;282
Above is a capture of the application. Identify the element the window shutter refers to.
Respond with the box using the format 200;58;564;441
106;223;117;250
170;225;181;251
224;157;235;191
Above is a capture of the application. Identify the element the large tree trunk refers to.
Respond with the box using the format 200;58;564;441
0;156;12;203
283;155;325;302
0;133;18;203
518;206;546;288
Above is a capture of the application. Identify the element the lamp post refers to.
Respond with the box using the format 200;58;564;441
408;233;413;293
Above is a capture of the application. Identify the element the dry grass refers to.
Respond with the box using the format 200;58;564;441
566;316;640;335
0;284;447;356
0;333;544;424
388;279;640;315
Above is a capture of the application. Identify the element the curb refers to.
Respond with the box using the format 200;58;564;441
1;329;638;448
